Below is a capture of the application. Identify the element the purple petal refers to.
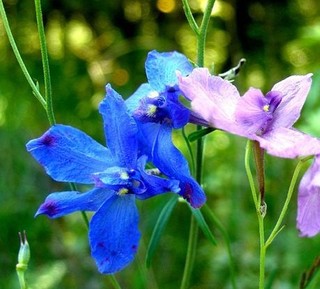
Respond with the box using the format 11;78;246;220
89;194;140;274
271;74;313;128
297;156;320;237
256;127;320;158
235;88;272;136
146;50;193;91
179;68;243;135
100;85;138;168
35;188;114;218
26;125;113;184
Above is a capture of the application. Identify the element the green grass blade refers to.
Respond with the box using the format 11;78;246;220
190;207;217;245
146;196;178;267
188;127;215;142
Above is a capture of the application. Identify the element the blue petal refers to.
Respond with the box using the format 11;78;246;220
153;125;206;208
135;155;180;200
26;124;114;184
89;194;140;274
166;91;190;128
100;85;138;168
35;188;114;218
125;83;154;115
93;166;148;195
145;50;193;91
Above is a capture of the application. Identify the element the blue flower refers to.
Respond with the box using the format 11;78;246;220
26;84;180;274
126;50;206;208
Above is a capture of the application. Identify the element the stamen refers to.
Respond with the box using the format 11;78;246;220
148;91;159;99
146;104;157;117
120;172;129;180
263;104;270;112
118;188;129;195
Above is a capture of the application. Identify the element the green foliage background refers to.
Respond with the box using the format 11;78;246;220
1;0;320;288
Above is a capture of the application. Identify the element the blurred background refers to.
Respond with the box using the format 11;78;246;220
1;0;320;288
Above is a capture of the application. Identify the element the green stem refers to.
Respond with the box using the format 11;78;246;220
180;1;216;288
203;204;237;289
265;157;311;248
245;141;259;210
253;141;265;204
181;0;199;35
34;0;55;125
197;0;216;66
0;0;46;108
182;127;195;175
108;275;122;289
180;215;199;289
258;212;265;289
245;140;265;289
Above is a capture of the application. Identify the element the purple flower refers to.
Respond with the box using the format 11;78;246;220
26;85;180;274
297;155;320;237
179;68;320;158
126;51;206;208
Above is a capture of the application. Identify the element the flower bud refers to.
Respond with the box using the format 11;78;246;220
16;231;30;272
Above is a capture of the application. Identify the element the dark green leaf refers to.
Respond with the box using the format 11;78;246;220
188;127;215;142
146;196;178;267
190;207;217;245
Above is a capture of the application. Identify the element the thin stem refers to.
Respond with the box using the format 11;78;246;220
181;0;199;35
203;204;237;289
108;275;122;289
180;215;199;289
253;141;265;204
34;0;55;125
265;157;310;248
245;140;265;288
197;0;216;66
0;0;46;108
180;1;216;288
258;214;266;289
182;127;195;175
245;141;259;210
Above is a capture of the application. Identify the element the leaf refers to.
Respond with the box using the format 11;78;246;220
190;207;217;245
146;195;178;267
188;127;215;142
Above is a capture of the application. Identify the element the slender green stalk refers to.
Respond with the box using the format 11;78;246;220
258;214;266;289
197;0;216;66
181;0;199;35
0;0;46;108
245;141;259;210
182;127;196;175
180;215;199;289
265;157;311;248
203;204;237;289
245;142;311;289
34;0;55;125
253;141;265;204
180;1;216;289
245;141;266;288
109;275;122;289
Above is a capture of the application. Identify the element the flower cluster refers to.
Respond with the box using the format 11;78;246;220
26;51;205;274
27;49;320;275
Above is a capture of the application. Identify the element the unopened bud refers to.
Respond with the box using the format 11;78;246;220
16;231;30;272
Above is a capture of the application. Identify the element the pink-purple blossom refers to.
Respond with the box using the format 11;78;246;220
297;155;320;237
179;68;320;158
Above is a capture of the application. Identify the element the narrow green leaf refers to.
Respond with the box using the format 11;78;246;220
190;207;217;245
188;127;215;142
146;196;178;267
